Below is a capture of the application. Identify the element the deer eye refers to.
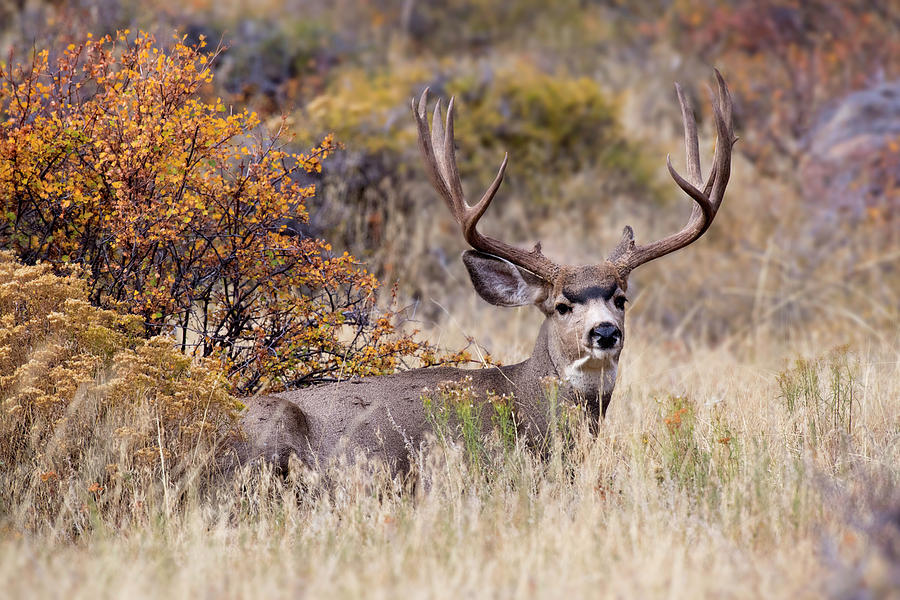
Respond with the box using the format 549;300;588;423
555;303;572;316
614;296;627;311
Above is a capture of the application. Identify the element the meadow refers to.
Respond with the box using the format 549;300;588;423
1;1;898;598
1;326;897;597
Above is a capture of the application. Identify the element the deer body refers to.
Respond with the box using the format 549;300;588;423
238;72;736;473
241;306;617;473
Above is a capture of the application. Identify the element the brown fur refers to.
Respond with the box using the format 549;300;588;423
237;262;624;474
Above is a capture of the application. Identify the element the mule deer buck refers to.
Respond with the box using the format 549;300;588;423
239;71;736;473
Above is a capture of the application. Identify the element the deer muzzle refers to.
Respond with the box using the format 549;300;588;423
587;322;622;351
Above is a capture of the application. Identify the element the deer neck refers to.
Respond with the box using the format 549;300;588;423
524;320;616;420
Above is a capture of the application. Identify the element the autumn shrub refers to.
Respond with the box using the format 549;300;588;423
446;64;658;198
0;30;431;393
0;252;240;532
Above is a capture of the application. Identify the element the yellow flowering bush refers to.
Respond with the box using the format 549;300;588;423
0;31;430;393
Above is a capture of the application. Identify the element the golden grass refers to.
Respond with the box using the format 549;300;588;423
0;322;896;598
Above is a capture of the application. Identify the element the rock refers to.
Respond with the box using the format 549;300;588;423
800;81;900;222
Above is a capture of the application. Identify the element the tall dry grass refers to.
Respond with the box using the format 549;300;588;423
1;322;897;597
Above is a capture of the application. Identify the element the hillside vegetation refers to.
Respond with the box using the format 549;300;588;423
0;1;898;598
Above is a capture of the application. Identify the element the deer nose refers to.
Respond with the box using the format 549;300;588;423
588;322;621;349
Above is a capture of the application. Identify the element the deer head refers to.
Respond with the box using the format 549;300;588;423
413;71;736;401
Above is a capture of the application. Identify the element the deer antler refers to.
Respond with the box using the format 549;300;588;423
412;89;560;282
608;69;737;276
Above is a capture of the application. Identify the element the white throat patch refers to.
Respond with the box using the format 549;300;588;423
563;353;618;396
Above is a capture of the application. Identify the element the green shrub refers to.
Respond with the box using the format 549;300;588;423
300;60;659;203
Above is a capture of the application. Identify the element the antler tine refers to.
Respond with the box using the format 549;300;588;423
706;69;735;207
412;89;559;282
413;90;451;205
674;81;702;187
442;97;467;207
430;100;446;176
444;97;510;240
609;70;736;275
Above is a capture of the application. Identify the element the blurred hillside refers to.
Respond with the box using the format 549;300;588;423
1;7;898;597
1;0;897;363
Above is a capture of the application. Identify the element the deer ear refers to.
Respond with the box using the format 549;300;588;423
462;251;550;307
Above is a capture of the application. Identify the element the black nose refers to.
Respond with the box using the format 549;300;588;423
589;322;621;349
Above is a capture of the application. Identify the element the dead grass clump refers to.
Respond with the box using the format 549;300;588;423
0;252;241;534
